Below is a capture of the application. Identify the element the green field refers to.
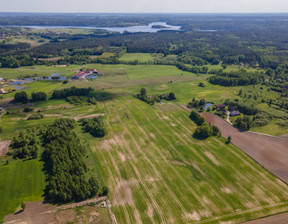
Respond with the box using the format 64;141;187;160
120;53;155;63
1;63;288;223
89;97;288;224
0;159;45;222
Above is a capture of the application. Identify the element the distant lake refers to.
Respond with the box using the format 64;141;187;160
2;22;181;33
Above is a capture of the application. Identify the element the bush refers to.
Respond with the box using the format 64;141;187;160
27;113;44;120
21;202;26;211
23;107;34;112
80;117;106;138
226;136;232;144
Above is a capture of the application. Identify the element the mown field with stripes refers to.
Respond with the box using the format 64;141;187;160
88;96;288;223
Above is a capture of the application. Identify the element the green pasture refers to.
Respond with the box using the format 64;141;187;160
0;159;45;222
0;64;82;79
120;53;155;63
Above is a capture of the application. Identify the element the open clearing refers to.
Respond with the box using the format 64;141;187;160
4;197;110;224
200;112;288;183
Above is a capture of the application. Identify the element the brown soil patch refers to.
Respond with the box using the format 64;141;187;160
0;140;11;156
200;112;288;183
4;201;56;224
171;123;177;127
119;152;126;162
204;151;219;166
221;187;232;194
184;211;200;221
4;104;34;110
147;204;154;219
243;212;288;224
149;133;156;139
55;209;76;223
100;139;111;150
162;116;170;120
113;180;134;206
4;197;109;224
171;160;186;166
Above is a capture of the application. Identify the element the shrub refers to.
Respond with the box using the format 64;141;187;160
27;113;44;120
23;107;34;112
226;136;232;144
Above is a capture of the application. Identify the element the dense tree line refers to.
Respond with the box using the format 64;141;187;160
14;91;47;104
176;63;208;74
208;70;265;86
52;86;93;99
42;119;101;203
31;92;47;102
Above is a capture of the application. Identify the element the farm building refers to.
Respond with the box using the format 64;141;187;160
71;69;101;80
230;110;240;116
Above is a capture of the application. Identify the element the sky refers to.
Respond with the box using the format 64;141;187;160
0;0;288;13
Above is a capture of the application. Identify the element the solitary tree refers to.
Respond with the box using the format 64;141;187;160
226;136;232;144
140;88;146;96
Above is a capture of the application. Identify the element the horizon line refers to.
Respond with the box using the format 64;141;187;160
0;12;288;14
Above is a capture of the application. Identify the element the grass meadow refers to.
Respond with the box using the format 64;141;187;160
0;159;45;222
0;63;288;223
120;53;155;63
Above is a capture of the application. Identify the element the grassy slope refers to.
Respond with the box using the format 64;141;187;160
0;159;45;222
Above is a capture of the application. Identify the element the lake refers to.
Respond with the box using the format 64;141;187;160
2;22;181;33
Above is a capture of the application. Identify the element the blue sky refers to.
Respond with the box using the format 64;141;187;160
0;0;287;13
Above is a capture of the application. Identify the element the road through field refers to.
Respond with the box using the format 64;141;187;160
200;112;288;183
